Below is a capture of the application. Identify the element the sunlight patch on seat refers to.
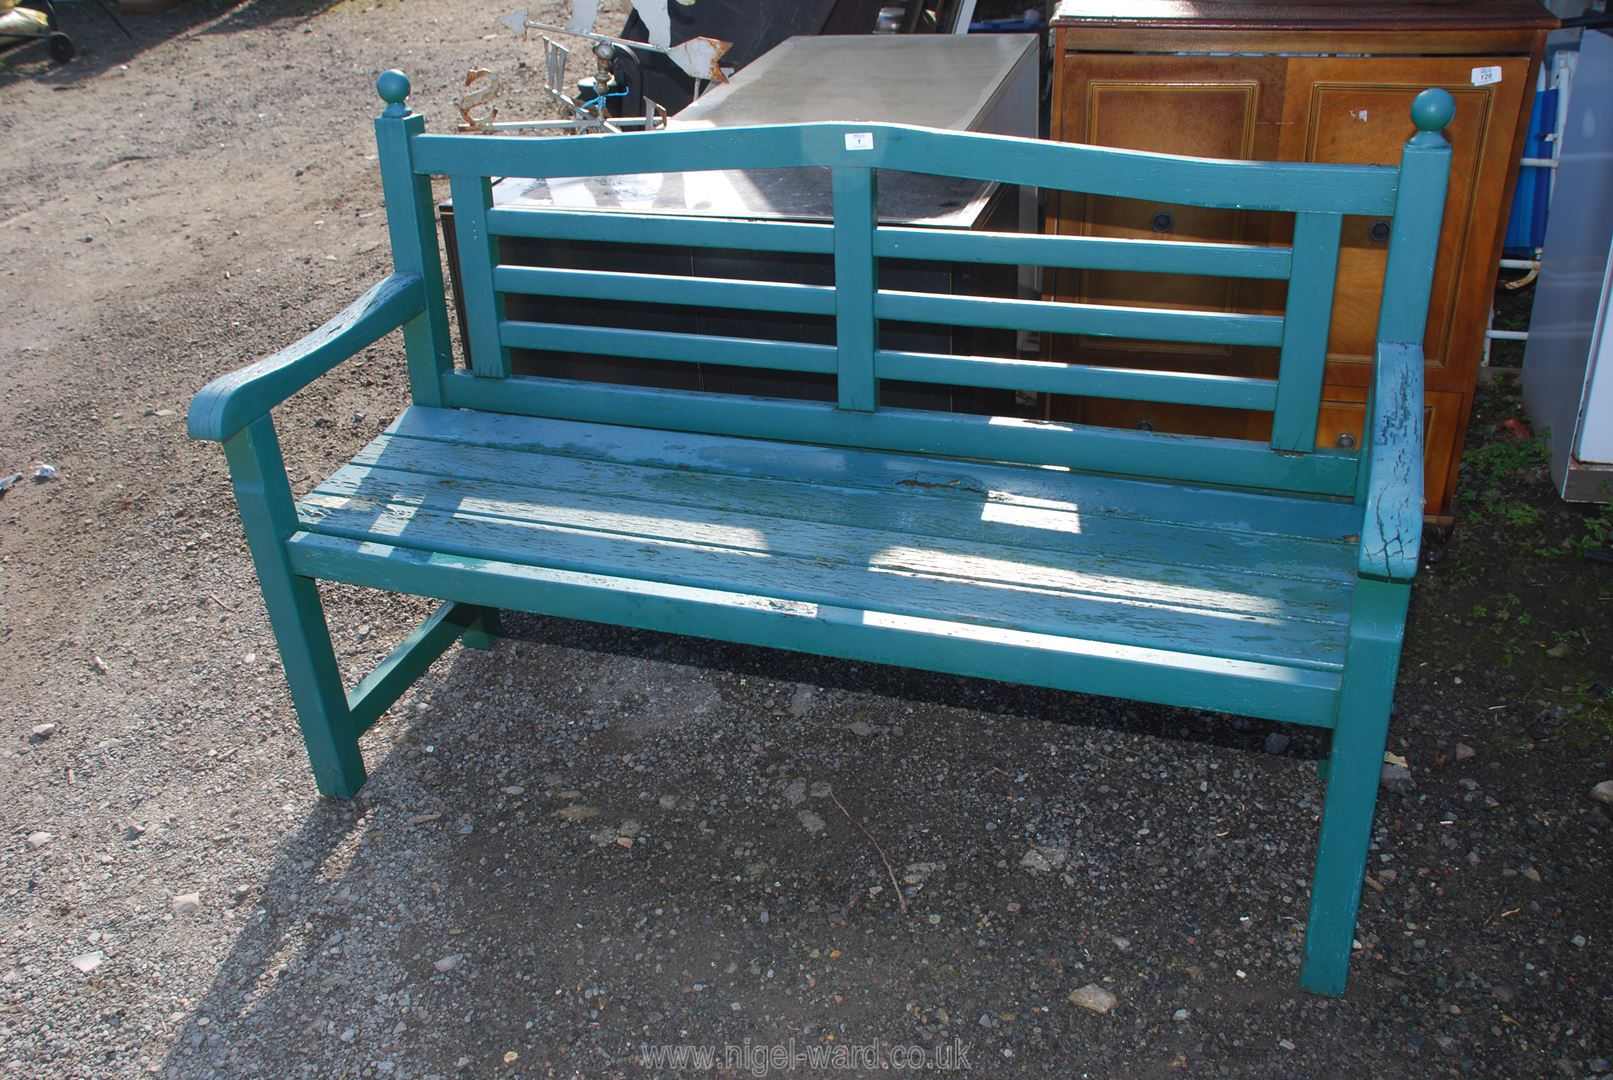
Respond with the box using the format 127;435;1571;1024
446;497;771;553
869;544;1283;618
980;497;1082;534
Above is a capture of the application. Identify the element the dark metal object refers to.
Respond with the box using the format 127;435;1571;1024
439;35;1039;415
1151;209;1175;233
1369;219;1392;243
620;0;886;113
0;0;133;66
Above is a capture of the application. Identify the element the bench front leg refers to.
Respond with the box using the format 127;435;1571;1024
1299;575;1410;995
224;416;366;798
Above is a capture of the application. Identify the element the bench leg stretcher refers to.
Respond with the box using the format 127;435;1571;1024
224;416;498;798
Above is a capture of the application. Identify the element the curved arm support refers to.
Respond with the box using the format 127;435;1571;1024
188;273;425;443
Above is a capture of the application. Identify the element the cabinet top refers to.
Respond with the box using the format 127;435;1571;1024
1051;0;1557;31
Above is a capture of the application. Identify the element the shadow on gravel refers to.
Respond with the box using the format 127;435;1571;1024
155;611;1332;1077
1;0;344;85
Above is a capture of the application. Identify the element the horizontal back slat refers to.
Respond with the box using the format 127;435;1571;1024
875;291;1285;348
493;265;837;317
875;227;1294;279
501;321;836;374
486;207;835;255
874;350;1279;411
436;371;1357;496
413;123;1399;214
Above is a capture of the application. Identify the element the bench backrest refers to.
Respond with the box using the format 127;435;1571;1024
371;70;1452;500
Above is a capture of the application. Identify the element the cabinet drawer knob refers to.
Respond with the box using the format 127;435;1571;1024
1150;210;1174;234
1136;419;1155;432
1369;219;1392;244
1336;432;1358;450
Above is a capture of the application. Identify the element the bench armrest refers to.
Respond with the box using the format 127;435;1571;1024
188;273;426;443
1358;342;1425;582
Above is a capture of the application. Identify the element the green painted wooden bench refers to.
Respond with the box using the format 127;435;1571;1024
190;70;1455;996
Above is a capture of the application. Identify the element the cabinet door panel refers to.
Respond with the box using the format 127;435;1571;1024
1049;55;1286;362
1314;389;1463;513
1280;57;1531;384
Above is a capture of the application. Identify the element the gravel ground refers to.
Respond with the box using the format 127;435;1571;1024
2;3;1611;1078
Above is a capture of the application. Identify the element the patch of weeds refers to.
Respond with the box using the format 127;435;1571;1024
1463;430;1550;486
1457;415;1553;544
1547;681;1613;749
1470;592;1537;668
1501;503;1541;528
1580;502;1613;556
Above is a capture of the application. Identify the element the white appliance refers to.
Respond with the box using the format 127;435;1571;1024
1523;27;1613;503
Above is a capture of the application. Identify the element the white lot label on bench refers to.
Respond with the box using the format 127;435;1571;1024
1471;65;1503;86
845;132;875;151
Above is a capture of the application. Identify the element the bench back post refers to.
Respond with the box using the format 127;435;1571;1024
831;166;879;412
1269;211;1344;452
1358;88;1455;502
374;71;454;408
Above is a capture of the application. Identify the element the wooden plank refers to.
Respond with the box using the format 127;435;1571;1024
500;321;837;374
339;432;1358;586
309;460;1356;620
492;266;836;316
387;407;1364;538
410;124;1399;215
875;227;1294;279
875;291;1285;347
875;350;1278;410
486;207;835;254
446;174;510;378
286;534;1345;727
832;167;878;412
297;488;1349;671
1270;212;1343;452
430;376;1361;496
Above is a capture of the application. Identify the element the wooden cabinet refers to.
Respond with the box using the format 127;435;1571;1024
1045;1;1554;522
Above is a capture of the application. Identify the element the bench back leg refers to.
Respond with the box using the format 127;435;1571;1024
224;418;367;799
1299;576;1410;995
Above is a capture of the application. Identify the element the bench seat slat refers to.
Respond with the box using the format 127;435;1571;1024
292;410;1358;677
285;534;1341;727
309;461;1354;626
339;433;1357;589
386;407;1362;540
297;488;1347;672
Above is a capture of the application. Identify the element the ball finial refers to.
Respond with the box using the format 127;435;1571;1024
1410;87;1455;134
376;70;411;114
